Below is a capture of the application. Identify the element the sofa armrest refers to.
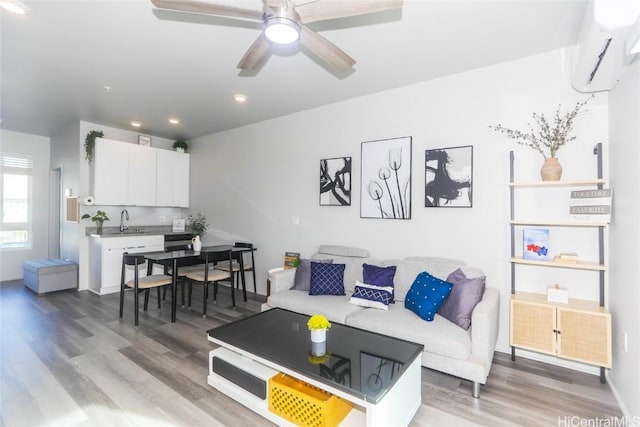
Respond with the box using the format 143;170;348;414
269;267;297;294
470;287;500;377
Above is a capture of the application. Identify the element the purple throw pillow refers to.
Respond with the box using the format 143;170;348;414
362;263;397;302
438;268;486;330
293;258;332;291
309;262;346;296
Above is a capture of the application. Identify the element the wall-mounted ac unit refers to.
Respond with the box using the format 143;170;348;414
571;0;640;93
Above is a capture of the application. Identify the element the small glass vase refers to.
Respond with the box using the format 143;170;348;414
96;220;104;234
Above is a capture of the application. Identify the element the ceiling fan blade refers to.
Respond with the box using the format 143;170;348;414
295;0;402;24
237;34;272;70
151;0;263;21
299;25;355;71
266;0;287;9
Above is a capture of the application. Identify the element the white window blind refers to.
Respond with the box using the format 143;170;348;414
1;153;33;249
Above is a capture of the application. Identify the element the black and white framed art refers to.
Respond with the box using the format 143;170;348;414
425;145;473;207
320;157;352;206
360;136;412;219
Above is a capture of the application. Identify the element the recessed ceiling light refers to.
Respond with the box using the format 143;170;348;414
0;0;29;14
131;121;142;128
233;94;248;103
169;118;180;125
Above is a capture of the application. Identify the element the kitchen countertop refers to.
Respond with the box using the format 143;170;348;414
86;225;194;237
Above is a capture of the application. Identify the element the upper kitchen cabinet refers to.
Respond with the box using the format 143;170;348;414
156;148;190;207
93;138;189;207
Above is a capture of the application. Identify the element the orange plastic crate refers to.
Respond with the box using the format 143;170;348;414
268;373;353;427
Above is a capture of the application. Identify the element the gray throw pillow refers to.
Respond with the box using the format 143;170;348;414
293;258;332;291
438;268;486;330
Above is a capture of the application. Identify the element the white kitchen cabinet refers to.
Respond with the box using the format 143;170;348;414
93;138;129;205
128;143;157;206
88;235;164;295
93;138;188;207
156;148;190;207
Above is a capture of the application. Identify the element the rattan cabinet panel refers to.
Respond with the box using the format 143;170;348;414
510;299;556;354
558;307;612;368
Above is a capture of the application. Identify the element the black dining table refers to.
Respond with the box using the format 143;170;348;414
142;245;255;322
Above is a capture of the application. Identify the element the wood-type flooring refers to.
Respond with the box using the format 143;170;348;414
0;280;622;426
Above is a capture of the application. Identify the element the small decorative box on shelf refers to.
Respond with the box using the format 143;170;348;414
547;284;569;304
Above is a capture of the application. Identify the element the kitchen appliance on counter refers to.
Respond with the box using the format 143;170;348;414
164;233;193;251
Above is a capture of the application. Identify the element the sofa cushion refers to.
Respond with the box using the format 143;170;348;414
349;281;393;310
310;262;346;296
293;258;332;291
439;268;486;330
404;271;453;321
267;290;364;323
346;304;472;361
362;263;396;302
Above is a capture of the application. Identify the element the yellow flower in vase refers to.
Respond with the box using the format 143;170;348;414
307;314;331;331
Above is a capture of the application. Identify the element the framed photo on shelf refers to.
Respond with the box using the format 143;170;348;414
138;135;151;146
425;145;473;207
320;157;352;206
360;136;412;219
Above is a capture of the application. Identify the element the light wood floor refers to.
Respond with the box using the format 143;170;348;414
0;280;622;427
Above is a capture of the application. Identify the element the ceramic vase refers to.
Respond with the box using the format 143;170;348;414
541;157;562;181
191;235;202;251
310;328;326;343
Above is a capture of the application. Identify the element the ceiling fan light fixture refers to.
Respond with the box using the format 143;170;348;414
264;17;300;45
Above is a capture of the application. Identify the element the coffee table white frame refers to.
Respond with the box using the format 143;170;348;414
207;337;422;427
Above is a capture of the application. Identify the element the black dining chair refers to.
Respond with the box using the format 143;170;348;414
119;253;173;326
184;248;234;317
214;242;256;293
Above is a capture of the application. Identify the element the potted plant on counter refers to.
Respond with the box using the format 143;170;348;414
187;212;208;251
81;210;110;234
173;140;188;153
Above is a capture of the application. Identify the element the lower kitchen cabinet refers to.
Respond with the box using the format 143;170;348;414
510;292;611;368
89;235;164;295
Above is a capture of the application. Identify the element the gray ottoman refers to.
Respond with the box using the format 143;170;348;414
23;259;78;295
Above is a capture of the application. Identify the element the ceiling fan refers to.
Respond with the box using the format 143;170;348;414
151;0;403;72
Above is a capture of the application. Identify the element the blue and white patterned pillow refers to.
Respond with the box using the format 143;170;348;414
309;262;346;296
349;281;394;310
404;271;453;321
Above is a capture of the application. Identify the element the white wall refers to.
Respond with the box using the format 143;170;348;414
188;47;608;365
0;130;51;281
608;59;640;418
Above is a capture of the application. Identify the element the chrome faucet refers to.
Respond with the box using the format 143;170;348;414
120;209;129;232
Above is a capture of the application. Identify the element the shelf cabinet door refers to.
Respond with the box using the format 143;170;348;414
557;308;612;368
511;299;556;355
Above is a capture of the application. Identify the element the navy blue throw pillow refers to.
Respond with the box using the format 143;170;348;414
362;263;397;302
404;271;453;321
309;262;346;296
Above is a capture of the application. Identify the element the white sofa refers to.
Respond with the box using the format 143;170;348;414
262;245;500;398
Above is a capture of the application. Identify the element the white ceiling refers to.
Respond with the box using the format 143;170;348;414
1;0;588;141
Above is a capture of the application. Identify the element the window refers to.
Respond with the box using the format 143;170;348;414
1;154;33;249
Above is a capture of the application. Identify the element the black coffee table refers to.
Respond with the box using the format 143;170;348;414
207;308;423;426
